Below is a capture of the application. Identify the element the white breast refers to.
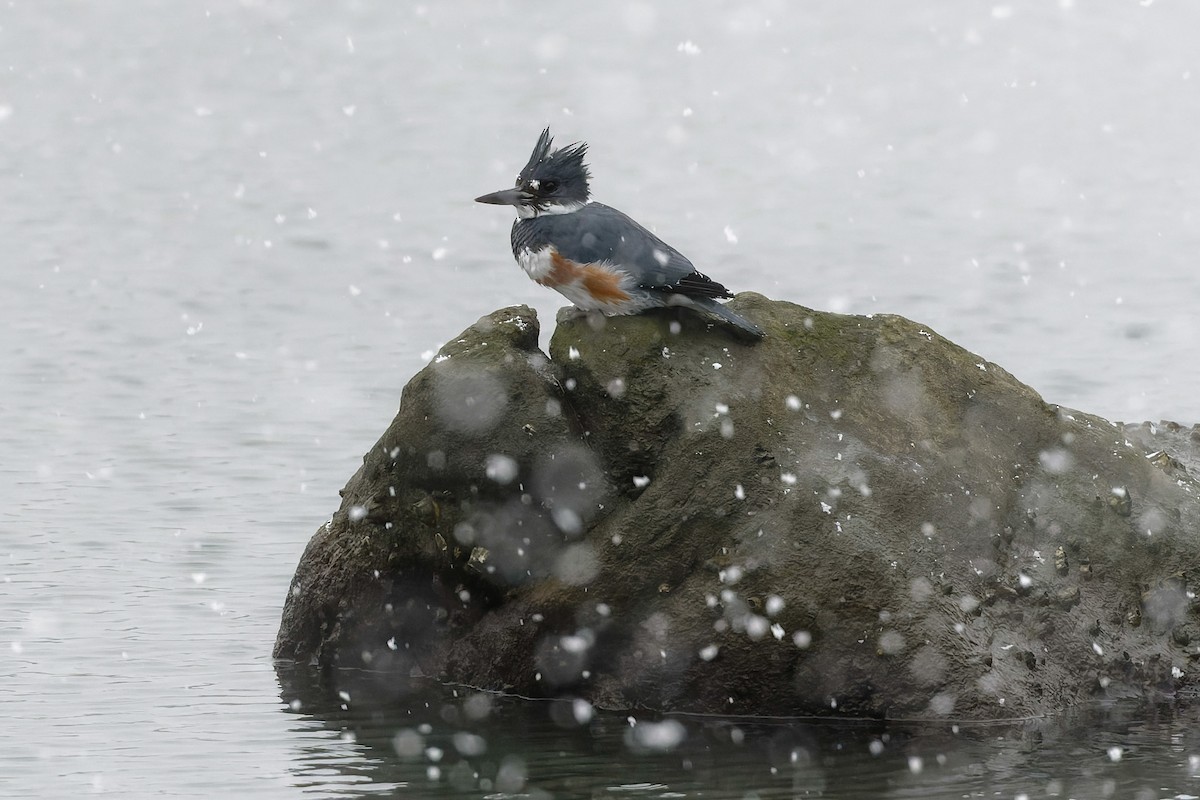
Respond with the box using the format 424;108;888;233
516;247;554;281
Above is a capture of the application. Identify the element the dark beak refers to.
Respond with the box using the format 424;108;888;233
474;187;530;206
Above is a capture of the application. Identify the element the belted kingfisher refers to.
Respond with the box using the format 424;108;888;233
475;129;764;339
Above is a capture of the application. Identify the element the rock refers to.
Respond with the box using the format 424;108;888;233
274;294;1200;719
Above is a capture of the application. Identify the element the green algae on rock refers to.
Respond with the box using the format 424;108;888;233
275;295;1200;719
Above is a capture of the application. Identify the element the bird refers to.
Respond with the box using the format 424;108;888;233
474;129;764;340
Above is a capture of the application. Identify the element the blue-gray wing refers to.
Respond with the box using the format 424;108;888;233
523;203;732;299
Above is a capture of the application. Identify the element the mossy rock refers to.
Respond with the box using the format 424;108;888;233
276;295;1200;719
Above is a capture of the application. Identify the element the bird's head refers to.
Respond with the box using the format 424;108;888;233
475;128;591;217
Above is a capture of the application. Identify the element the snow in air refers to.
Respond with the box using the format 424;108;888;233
878;630;905;655
558;698;591;727
553;543;599;585
718;565;744;585
744;615;769;640
494;756;528;793
393;729;425;759
485;454;519;485
452;732;486;757
551;507;583;536
626;719;687;753
1039;448;1073;474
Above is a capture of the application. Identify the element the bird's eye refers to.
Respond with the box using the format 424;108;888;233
541;180;558;193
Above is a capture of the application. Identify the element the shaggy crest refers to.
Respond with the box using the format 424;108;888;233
517;127;591;202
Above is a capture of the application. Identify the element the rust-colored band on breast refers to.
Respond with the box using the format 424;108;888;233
548;251;631;304
545;250;581;287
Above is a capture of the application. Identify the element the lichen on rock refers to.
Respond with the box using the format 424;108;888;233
275;294;1200;719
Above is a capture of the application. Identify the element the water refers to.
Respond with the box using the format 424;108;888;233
275;676;1200;799
2;1;1198;797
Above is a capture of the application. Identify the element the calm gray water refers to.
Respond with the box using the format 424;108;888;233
3;1;1199;797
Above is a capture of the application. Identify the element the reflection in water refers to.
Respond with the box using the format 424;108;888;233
278;664;1200;798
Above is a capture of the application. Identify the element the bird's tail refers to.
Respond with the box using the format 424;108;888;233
690;297;765;340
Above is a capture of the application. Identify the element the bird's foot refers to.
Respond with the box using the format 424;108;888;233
556;306;609;330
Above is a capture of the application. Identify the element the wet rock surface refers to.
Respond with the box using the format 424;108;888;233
274;295;1200;719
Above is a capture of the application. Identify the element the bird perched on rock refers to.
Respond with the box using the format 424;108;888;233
475;129;764;339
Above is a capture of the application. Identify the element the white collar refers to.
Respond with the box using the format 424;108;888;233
516;200;588;220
